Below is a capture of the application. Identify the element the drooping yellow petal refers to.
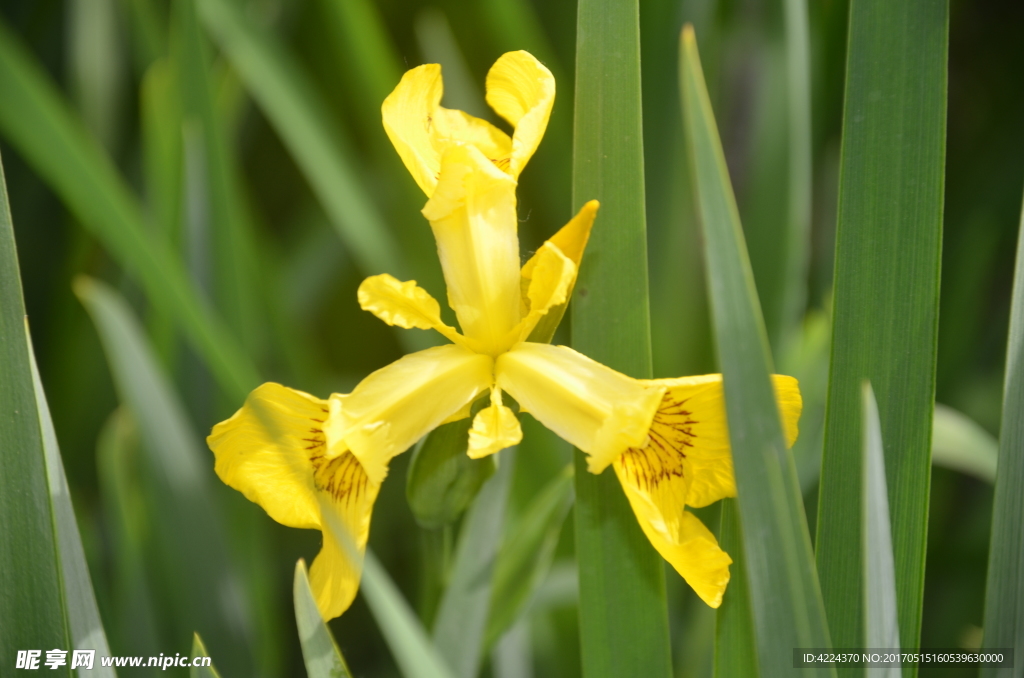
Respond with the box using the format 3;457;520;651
381;64;444;196
467;387;523;458
495;343;664;473
422;144;522;352
519;201;598;344
636;374;802;508
208;383;339;530
485;51;555;178
615;448;733;607
308;453;381;620
339;344;494;482
357;273;471;349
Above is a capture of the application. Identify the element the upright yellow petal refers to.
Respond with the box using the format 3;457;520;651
485;51;555;178
495;343;664;473
519;201;599;344
422;144;522;351
208;383;337;530
467;387;523;458
339;344;494;482
521;200;598;278
357;273;472;349
308;453;381;620
431;108;512;172
381;64;444;196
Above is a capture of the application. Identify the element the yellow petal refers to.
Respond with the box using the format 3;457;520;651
431;107;512;173
357;273;471;348
495;343;664;473
634;374;802;508
519;201;598;343
382;64;515;195
422;144;522;352
511;242;575;343
467;387;523;458
614;450;733;608
340;344;494;483
308;452;381;620
485;51;555;178
208;383;339;530
381;64;444;196
522;200;598;279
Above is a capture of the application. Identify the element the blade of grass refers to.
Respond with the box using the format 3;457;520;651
75;277;254;675
174;0;263;357
861;383;901;676
680;26;834;676
815;0;948;656
781;0;812;346
713;500;758;678
432;450;515;678
932;404;998;484
315;0;402;133
485;465;574;650
195;0;402;278
294;560;354;678
570;0;673;675
190;634;223;678
0;19;258;401
0;152;72;673
96;408;162;660
980;190;1024;671
29;339;117;677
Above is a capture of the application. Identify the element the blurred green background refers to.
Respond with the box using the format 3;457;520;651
1;0;1021;675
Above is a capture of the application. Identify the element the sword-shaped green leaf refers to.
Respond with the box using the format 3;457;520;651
981;189;1024;674
680;26;834;677
815;0;948;657
0;151;72;675
571;0;673;674
294;560;354;678
861;383;901;678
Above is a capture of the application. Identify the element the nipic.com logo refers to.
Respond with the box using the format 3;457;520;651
14;649;212;671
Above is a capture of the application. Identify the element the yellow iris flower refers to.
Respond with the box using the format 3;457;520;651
207;50;802;620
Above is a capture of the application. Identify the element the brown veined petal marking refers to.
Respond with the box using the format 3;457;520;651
613;387;733;608
308;447;382;620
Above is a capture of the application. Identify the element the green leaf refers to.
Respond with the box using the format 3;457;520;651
981;190;1024;669
95;408;162;659
316;488;455;678
861;383;901;668
174;0;264;356
294;560;353;678
29;340;117;678
75;277;254;674
714;500;758;678
0;18;258;401
0;152;72;672
570;0;673;674
195;0;403;278
780;0;813;346
432;451;515;678
679;26;834;676
360;553;458;678
931;404;998;483
407;419;496;529
190;633;223;678
485;465;574;650
814;0;948;656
